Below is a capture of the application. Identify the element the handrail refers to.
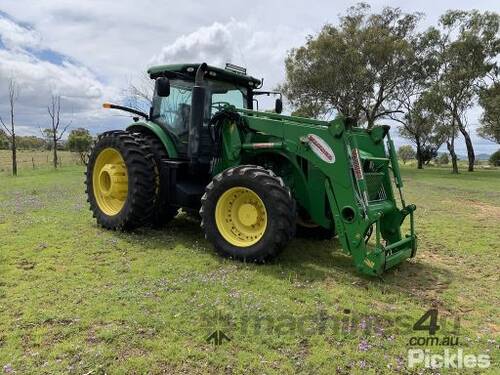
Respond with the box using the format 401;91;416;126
236;108;329;127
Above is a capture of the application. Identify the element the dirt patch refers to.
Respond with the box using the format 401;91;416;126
442;199;500;221
469;200;500;220
17;259;36;270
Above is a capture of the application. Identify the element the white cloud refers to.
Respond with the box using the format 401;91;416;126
152;20;249;68
0;16;40;50
151;19;309;90
0;12;118;136
0;49;105;103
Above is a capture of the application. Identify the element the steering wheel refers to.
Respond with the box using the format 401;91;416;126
211;101;232;112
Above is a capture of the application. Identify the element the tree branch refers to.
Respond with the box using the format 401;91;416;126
0;117;12;136
57;121;72;141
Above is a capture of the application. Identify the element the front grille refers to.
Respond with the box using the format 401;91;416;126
365;173;386;201
363;160;387;202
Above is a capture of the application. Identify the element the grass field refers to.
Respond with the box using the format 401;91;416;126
0;165;498;374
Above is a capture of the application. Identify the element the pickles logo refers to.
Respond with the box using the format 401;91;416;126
408;349;490;369
307;134;335;164
407;309;490;369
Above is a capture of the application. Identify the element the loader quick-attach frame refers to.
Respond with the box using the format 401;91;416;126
206;108;417;276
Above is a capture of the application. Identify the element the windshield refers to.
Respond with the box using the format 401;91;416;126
150;78;248;153
207;80;247;115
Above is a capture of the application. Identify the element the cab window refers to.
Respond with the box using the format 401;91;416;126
208;82;247;115
151;80;192;150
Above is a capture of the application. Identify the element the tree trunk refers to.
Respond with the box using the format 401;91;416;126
416;141;423;169
460;126;475;172
10;94;17;176
11;132;17;176
447;140;458;174
53;135;58;169
456;118;475;172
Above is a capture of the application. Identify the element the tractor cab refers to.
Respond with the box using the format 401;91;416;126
147;63;283;160
148;63;258;157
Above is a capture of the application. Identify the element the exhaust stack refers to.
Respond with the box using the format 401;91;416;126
188;63;208;165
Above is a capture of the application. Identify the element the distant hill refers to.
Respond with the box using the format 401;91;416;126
438;152;491;161
476;153;493;161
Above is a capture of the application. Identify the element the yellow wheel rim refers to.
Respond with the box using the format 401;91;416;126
92;148;128;216
215;187;268;247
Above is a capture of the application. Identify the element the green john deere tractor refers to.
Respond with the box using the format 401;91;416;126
85;62;417;276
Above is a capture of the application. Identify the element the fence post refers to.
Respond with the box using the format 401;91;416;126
32;157;35;169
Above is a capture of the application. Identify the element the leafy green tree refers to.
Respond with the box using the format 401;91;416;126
421;146;441;166
478;82;500;144
16;136;46;150
437;153;449;165
430;10;500;172
390;27;443;168
41;128;54;150
282;4;422;127
0;129;9;149
291;102;324;118
489;149;500;166
397;145;416;164
420;89;461;173
67;128;93;164
399;93;447;169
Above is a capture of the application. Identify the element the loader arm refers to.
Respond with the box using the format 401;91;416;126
235;109;417;276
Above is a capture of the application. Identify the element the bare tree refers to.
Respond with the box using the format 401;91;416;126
0;78;19;176
124;72;154;112
47;95;71;168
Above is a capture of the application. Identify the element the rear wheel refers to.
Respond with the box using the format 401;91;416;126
200;165;296;262
85;130;156;230
136;132;178;227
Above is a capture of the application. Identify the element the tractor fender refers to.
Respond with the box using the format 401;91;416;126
127;121;178;158
247;150;310;214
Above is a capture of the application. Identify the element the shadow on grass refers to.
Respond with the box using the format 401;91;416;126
111;214;454;303
269;237;454;297
112;212;206;249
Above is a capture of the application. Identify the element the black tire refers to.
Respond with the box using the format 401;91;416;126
136;132;178;227
200;165;296;262
296;224;334;240
296;208;334;240
85;130;156;230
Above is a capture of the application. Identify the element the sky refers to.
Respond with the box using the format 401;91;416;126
0;0;498;154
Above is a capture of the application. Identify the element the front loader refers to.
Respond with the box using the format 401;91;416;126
85;62;417;276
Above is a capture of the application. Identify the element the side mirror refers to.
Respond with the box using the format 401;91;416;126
275;98;283;114
155;77;170;97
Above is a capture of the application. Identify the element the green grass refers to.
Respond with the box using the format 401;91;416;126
0;166;498;374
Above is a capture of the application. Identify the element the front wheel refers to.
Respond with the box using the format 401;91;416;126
296;207;334;240
200;165;296;262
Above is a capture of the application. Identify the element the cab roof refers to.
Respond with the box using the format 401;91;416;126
147;63;262;88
